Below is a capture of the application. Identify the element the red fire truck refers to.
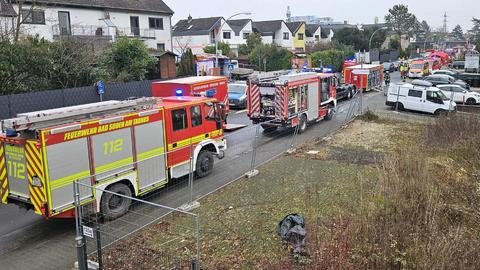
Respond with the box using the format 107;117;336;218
152;76;229;114
343;64;384;91
247;72;337;132
0;97;227;219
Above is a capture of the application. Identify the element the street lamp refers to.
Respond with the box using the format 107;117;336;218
215;12;252;68
368;26;389;53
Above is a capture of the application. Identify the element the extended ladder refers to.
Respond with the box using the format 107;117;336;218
2;97;159;132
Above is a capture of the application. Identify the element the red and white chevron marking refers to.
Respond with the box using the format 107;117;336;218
275;86;285;119
249;84;260;116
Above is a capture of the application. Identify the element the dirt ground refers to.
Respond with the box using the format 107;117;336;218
100;118;422;269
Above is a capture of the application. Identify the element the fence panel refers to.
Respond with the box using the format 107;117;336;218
8;89;65;116
63;86;99;106
0;95;10;120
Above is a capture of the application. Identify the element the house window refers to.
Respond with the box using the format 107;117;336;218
283;32;289;40
223;31;231;39
172;109;188;131
21;9;45;25
298;33;304;40
243;32;250;39
149;17;164;29
190;106;203;127
295;47;304;52
315;35;320;41
157;43;165;51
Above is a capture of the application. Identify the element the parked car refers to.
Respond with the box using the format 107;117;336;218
423;74;470;89
437;84;480;105
452;60;465;70
228;82;248;109
382;62;395;72
432;69;460;79
386;80;456;115
392;61;401;71
336;84;356;100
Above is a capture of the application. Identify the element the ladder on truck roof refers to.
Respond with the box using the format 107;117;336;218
250;70;290;83
2;97;159;132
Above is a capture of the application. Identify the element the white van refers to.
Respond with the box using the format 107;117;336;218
386;80;456;115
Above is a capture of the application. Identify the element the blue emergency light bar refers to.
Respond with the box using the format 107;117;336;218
205;89;216;97
175;89;183;96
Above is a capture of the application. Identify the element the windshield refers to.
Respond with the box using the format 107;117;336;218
228;84;246;94
410;64;424;69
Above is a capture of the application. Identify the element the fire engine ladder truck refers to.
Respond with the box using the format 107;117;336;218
2;97;158;132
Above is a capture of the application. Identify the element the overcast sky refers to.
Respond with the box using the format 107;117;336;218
164;0;478;31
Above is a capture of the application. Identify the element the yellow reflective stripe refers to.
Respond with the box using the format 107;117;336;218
168;130;223;150
0;158;4;170
95;157;133;174
50;170;91;190
137;147;165;161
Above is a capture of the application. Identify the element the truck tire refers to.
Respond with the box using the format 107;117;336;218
101;183;132;221
298;114;307;134
196;150;214;178
396;102;404;111
347;89;352;99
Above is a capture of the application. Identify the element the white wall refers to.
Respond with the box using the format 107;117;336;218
261;35;273;44
11;4;172;50
274;22;293;49
173;34;211;55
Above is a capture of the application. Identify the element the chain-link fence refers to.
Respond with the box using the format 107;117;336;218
66;90;366;270
73;147;201;270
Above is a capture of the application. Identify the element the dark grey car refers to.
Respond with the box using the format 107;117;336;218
424;74;470;90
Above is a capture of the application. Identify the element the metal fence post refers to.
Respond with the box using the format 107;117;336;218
287;121;300;153
192;214;201;270
179;142;200;211
74;181;88;270
188;143;194;204
95;212;104;270
245;125;260;178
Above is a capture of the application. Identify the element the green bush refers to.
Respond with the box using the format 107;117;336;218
248;44;293;71
98;37;157;82
311;49;347;72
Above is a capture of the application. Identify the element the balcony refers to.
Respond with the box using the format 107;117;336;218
52;25;157;41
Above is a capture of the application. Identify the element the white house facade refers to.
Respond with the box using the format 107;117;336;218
252;20;293;50
0;0;174;50
172;16;254;57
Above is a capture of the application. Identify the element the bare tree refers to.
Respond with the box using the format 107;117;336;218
12;0;38;42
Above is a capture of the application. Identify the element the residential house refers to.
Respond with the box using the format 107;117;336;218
0;0;174;50
305;24;334;46
320;27;334;43
252;20;293;49
286;21;306;53
305;24;320;45
226;18;253;56
173;16;251;57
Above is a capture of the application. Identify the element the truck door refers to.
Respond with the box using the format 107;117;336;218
167;106;191;173
3;143;29;198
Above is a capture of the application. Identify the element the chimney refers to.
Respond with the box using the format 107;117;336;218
187;14;193;23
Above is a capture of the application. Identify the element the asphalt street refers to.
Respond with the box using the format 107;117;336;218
0;72;401;269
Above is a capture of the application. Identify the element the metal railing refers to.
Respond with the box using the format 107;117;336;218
51;25;156;39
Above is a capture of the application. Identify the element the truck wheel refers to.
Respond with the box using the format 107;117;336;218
396;102;404;111
347;90;352;99
298;114;307;134
466;98;476;105
101;183;132;221
196;150;214;178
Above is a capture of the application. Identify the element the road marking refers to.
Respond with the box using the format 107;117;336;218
235;109;247;114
